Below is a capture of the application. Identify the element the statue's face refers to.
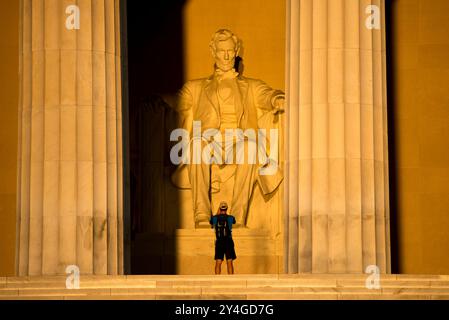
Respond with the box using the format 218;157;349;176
213;38;237;72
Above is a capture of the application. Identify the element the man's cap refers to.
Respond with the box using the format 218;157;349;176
219;201;228;210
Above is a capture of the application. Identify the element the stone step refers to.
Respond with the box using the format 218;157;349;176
2;274;449;286
3;287;449;296
1;274;449;300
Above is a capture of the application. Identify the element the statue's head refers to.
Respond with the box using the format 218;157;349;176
209;29;241;72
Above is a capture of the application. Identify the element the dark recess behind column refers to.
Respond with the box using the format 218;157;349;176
126;0;186;274
385;0;399;274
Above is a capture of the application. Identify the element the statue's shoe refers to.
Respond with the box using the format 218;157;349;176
195;213;210;228
233;214;248;228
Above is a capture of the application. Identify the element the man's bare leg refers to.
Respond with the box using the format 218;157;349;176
215;260;223;274
226;259;234;274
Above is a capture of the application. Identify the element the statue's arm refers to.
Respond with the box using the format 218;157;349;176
253;80;285;114
171;82;194;132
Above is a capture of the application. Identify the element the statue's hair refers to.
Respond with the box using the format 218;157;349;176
209;29;241;56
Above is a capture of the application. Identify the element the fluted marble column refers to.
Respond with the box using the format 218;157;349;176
284;0;390;273
16;0;123;275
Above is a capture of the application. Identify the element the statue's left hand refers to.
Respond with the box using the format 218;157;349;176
272;97;285;115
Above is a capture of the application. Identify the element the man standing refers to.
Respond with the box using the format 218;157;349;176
210;201;236;274
171;29;285;227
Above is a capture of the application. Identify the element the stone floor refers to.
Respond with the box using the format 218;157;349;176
1;274;449;300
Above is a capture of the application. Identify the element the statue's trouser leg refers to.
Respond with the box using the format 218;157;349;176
188;139;211;222
231;140;258;226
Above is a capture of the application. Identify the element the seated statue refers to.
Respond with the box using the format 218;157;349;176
169;29;285;228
